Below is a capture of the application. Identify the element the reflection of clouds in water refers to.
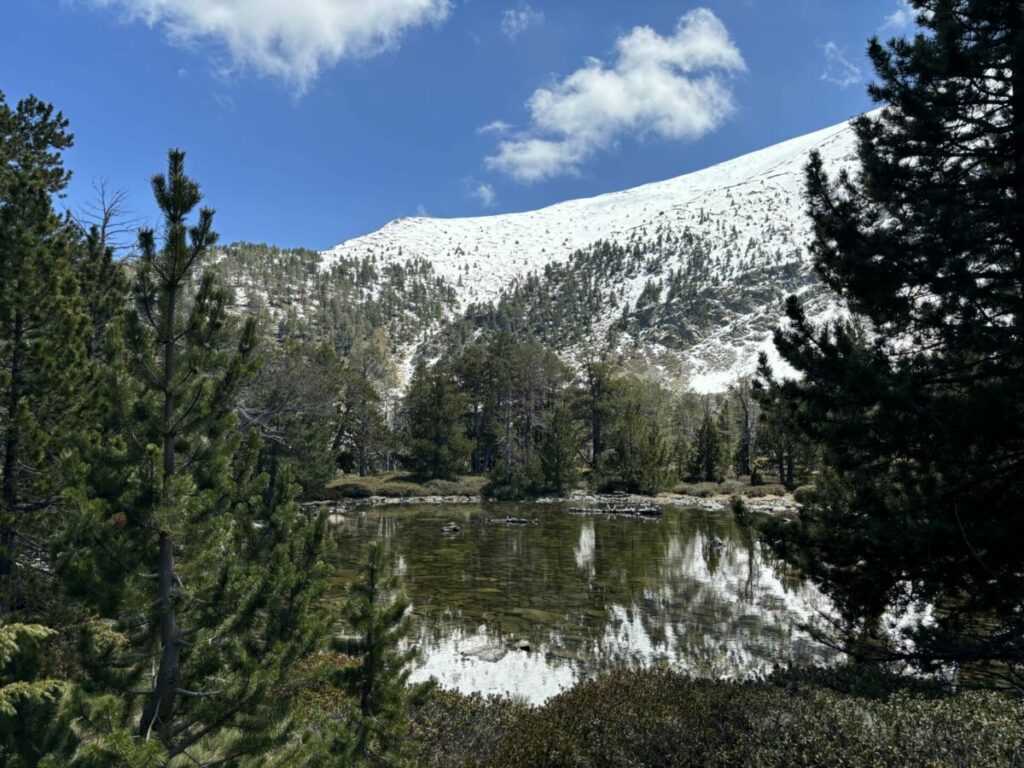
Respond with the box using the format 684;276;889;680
574;521;595;576
409;626;577;704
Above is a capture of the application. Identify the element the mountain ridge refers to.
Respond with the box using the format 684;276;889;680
315;114;862;390
215;115;863;392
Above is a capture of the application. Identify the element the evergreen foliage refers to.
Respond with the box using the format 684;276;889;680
761;0;1024;677
401;363;470;480
599;377;674;495
324;542;429;767
0;91;89;608
56;151;331;763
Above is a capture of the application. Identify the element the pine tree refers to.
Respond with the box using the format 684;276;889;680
579;358;619;473
324;542;429;767
688;410;722;483
0;91;88;608
402;363;470;480
762;1;1024;676
335;337;393;479
57;151;331;762
244;338;339;498
602;377;673;495
540;401;581;495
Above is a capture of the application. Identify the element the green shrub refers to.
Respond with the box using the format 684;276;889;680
793;484;818;505
423;477;487;497
742;482;788;498
324;482;374;500
672;481;720;497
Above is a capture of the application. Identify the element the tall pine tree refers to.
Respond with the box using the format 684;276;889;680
0;92;87;610
762;1;1024;679
58;151;331;763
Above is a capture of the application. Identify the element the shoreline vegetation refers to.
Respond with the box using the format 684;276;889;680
317;472;800;511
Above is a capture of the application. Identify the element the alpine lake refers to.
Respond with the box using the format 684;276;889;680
325;501;838;704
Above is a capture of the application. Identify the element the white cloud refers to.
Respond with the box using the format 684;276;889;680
821;42;861;88
485;9;745;183
415;203;429;217
882;1;915;31
88;0;451;92
470;181;497;208
501;5;544;40
477;120;513;135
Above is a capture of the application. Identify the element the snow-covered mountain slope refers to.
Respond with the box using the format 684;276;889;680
318;116;862;390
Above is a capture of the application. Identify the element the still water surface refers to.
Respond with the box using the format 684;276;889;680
326;502;836;703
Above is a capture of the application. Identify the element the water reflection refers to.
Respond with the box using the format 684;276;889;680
326;503;836;703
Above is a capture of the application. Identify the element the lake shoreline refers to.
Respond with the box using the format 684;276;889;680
305;491;801;516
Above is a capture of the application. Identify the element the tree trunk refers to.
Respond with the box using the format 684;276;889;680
142;283;181;737
140;531;181;737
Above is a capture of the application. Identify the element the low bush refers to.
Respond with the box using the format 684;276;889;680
322;473;487;500
458;667;1024;768
423;476;488;497
742;482;788;498
793;484;818;505
672;481;721;497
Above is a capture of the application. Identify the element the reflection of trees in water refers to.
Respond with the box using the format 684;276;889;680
325;504;836;688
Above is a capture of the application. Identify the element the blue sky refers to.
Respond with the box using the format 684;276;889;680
2;1;916;249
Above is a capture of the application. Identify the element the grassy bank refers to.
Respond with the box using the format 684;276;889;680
402;667;1023;767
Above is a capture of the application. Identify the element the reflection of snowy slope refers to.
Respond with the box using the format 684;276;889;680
408;626;577;704
321;117;861;390
400;513;837;704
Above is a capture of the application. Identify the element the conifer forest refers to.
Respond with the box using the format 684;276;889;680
2;1;1024;765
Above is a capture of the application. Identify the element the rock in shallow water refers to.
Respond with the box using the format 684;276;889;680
461;642;508;663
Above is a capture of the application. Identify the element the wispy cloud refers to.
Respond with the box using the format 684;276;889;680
477;120;513;136
86;0;451;93
501;5;544;40
821;42;861;88
485;8;745;183
881;1;915;31
468;180;497;208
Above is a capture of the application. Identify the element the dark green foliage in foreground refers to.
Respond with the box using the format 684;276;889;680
318;542;430;766
0;91;90;608
407;668;1024;768
761;0;1024;676
56;152;330;763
